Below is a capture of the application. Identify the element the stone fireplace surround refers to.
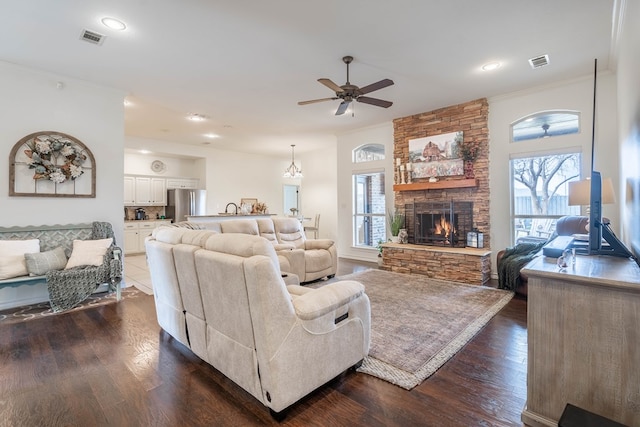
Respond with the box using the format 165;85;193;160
382;98;491;285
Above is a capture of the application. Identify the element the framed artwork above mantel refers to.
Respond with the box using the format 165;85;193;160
409;130;464;178
9;131;96;198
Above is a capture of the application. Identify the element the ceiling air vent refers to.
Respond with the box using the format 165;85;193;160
80;29;106;45
528;54;549;69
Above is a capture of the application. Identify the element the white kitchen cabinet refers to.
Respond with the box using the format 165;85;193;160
166;178;199;189
137;221;156;252
123;222;139;253
124;176;136;206
125;176;167;206
150;178;167;205
123;220;172;254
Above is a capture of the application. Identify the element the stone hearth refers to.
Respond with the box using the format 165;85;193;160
380;243;491;285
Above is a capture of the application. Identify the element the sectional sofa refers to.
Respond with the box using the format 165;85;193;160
145;229;370;417
176;217;337;283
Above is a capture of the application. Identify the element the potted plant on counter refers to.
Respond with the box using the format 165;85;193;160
388;209;405;243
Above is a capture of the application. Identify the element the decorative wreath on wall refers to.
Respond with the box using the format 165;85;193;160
25;134;87;183
9;131;96;198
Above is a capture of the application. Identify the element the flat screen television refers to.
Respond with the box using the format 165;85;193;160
589;171;639;265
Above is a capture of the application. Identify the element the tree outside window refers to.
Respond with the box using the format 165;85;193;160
511;152;581;243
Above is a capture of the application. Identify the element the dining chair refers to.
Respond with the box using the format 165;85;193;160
304;214;320;239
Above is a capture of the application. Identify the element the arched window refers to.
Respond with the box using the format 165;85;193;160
511;111;580;142
353;143;385;163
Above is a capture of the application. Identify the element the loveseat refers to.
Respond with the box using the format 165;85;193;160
145;228;370;417
170;217;337;283
0;222;122;311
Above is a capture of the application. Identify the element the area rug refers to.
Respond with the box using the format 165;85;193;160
0;287;142;325
334;269;514;390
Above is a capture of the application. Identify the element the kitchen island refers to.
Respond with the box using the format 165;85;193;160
187;213;277;223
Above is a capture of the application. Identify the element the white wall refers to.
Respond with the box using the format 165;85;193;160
0;61;125;308
336;123;394;262
616;0;640;255
124;152;204;181
298;143;338;241
126;137;302;217
489;73;619;275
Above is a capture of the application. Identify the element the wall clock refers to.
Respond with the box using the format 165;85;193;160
151;160;166;174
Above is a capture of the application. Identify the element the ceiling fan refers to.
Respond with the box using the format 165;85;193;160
298;56;394;116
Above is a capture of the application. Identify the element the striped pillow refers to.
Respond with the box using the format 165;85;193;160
25;246;68;276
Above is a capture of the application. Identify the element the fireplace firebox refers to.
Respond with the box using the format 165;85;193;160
404;201;473;247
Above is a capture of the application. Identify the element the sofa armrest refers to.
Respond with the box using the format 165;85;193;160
273;243;296;251
293;280;364;320
303;239;335;250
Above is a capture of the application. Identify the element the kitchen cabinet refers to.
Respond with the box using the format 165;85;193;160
166;178;199;189
123;220;172;254
124;176;136;205
124;176;167;206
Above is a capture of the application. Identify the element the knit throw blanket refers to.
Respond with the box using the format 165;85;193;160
46;222;122;312
497;242;546;291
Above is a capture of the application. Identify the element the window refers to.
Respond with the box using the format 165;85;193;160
353;143;385;163
354;172;386;248
510;152;581;243
512;111;580;142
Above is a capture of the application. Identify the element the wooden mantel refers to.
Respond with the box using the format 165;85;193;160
393;178;477;192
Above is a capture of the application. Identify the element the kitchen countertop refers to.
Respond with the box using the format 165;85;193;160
187;213;276;222
125;218;173;223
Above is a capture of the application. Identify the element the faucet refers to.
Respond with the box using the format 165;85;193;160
225;202;238;214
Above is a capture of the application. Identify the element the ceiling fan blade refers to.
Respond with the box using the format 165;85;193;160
318;78;344;93
335;100;351;115
357;96;393;108
358;78;394;95
298;97;338;105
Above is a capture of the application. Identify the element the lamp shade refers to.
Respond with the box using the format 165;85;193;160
568;177;616;206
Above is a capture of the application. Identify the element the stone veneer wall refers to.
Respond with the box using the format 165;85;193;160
392;98;491;249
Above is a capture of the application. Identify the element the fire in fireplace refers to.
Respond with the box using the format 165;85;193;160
405;201;473;247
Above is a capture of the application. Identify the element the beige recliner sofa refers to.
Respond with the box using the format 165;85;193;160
145;228;370;418
196;217;338;283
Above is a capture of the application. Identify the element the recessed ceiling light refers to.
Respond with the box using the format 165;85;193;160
204;133;220;138
139;150;150;154
101;17;126;31
187;113;207;122
123;99;132;106
481;61;501;71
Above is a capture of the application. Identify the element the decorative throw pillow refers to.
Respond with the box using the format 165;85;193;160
65;238;113;269
25;246;68;276
0;239;40;280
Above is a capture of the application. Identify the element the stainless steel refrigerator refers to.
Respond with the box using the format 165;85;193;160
166;189;207;222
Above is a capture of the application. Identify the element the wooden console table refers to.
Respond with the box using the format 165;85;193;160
521;254;640;426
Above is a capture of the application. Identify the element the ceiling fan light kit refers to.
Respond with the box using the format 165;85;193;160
298;55;394;116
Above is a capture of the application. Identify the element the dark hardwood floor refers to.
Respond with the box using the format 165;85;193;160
0;259;527;426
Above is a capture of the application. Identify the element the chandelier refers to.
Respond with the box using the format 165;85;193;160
283;144;303;178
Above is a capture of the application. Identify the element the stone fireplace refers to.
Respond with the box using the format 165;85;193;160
406;201;473;247
380;98;491;285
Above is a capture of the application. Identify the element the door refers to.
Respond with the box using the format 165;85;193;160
283;184;299;216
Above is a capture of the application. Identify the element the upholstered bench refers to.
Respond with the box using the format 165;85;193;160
0;222;123;311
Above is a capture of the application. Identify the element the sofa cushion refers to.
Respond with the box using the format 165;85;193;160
220;220;259;235
273;218;305;249
65;238;113;269
25;246;67;276
204;234;281;273
0;239;40;280
304;248;333;272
